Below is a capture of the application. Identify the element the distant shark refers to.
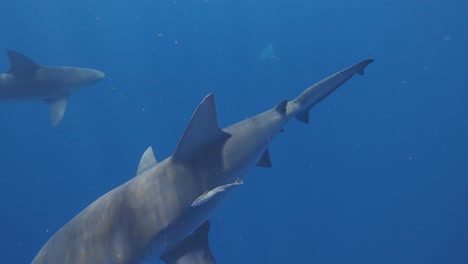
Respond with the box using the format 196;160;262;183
258;42;280;60
0;49;105;127
32;58;374;264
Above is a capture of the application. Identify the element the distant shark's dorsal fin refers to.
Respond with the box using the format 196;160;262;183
136;146;157;175
6;49;40;78
44;94;69;128
172;94;231;162
256;148;272;167
161;220;216;264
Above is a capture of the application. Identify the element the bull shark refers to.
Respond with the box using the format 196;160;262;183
32;58;374;264
0;49;105;127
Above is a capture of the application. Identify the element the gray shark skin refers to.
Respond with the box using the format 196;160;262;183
0;49;105;127
32;58;373;264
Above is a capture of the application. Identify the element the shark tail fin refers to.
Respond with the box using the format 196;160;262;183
291;59;374;124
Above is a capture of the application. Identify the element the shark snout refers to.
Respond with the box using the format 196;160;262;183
92;69;105;81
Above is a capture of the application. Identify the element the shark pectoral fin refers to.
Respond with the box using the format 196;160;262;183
44;94;69;128
6;49;40;78
136;146;158;175
161;221;216;264
191;178;243;207
256;148;272;168
191;190;213;207
173;94;231;162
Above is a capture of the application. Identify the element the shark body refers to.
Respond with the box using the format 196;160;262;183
0;49;105;127
32;59;373;264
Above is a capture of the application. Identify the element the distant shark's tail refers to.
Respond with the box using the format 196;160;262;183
285;59;374;123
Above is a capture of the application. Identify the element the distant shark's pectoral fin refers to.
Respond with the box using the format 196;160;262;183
6;49;40;78
136;146;158;175
44;94;69;128
256;148;272;168
161;221;216;264
173;94;231;162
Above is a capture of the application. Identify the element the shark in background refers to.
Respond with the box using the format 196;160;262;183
32;58;374;264
0;49;105;127
258;42;280;60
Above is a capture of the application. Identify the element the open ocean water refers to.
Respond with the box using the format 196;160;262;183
0;0;467;263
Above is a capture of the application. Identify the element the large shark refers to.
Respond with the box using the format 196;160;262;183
0;49;105;127
32;58;374;264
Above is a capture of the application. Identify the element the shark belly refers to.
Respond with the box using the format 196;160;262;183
32;159;218;264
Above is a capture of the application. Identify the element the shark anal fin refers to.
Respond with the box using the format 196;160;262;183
173;94;231;162
44;94;69;128
256;148;272;167
6;49;40;78
161;221;216;264
136;146;157;175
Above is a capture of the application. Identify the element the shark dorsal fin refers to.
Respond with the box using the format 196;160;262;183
6;49;40;78
136;146;157;175
274;100;287;115
161;220;215;264
172;94;231;162
256;148;272;168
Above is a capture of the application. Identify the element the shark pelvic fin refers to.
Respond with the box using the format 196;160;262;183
136;146;157;175
6;49;40;78
256;148;272;167
173;94;231;162
161;220;216;264
44;94;69;128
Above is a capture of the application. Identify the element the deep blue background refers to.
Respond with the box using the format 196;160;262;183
0;0;467;263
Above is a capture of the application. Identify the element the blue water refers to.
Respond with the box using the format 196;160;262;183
1;0;467;263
